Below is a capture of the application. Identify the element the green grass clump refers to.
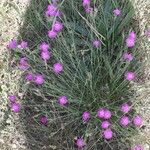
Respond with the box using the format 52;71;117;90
13;0;141;149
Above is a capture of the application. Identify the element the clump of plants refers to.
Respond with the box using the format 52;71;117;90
7;0;144;149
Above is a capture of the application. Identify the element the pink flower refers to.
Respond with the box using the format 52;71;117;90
82;0;91;7
53;62;63;74
133;115;143;127
121;103;130;113
7;39;17;49
101;121;111;129
8;95;17;103
93;40;101;48
126;31;136;48
103;109;112;119
48;30;57;39
120;116;130;126
123;52;134;61
125;71;135;81
132;145;143;150
40;115;48;125
52;21;63;32
145;29;150;37
58;96;68;105
113;8;121;16
103;129;113;140
45;4;58;17
76;138;85;148
19;57;29;70
85;7;93;14
82;111;90;122
25;73;34;81
97;108;105;118
11;103;21;113
39;42;50;52
34;74;45;85
19;41;28;49
41;51;51;61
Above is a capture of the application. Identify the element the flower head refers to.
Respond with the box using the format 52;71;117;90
82;111;90;122
45;4;58;17
34;74;45;85
121;103;130;113
41;51;51;61
58;96;68;106
40;115;48;125
82;0;91;7
11;103;21;113
103;129;113;140
53;62;63;74
8;95;17;103
19;41;28;49
120;116;130;126
19;57;29;70
103;109;112;119
113;8;121;16
97;108;105;118
132;145;143;150
123;52;134;61
39;42;50;52
126;31;136;48
25;73;34;81
128;31;136;39
7;39;17;49
52;21;63;32
101;121;111;129
125;71;135;81
133;115;143;127
93;40;101;48
48;30;57;39
76;138;85;148
85;7;93;14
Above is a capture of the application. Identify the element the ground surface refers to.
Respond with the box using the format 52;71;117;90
0;0;150;149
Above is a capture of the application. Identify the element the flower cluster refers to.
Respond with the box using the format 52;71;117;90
82;0;93;14
8;95;21;113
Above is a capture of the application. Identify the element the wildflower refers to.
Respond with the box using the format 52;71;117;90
93;40;101;48
85;7;93;14
123;52;134;61
34;74;45;85
82;0;91;7
126;31;136;48
145;29;150;37
82;111;90;122
8;95;17;103
113;8;121;16
101;121;111;129
103;109;112;119
19;57;29;70
39;42;50;52
40;115;48;125
53;62;63;74
58;96;68;105
76;138;85;148
48;30;57;39
52;21;63;32
133;115;143;127
25;73;34;81
41;51;51;61
132;144;143;150
7;39;17;49
125;71;135;81
45;4;58;17
103;129;113;140
11;103;21;113
121;103;130;113
120;116;130;126
97;108;105;118
18;41;28;49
